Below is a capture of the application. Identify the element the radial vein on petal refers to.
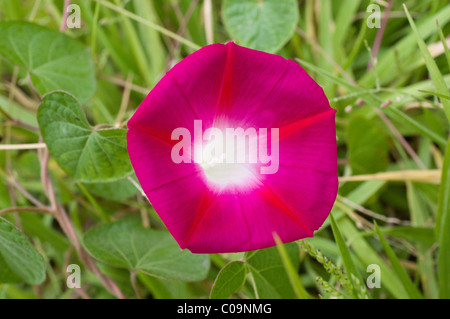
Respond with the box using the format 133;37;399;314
213;43;234;125
183;190;220;247
279;108;336;140
242;165;313;235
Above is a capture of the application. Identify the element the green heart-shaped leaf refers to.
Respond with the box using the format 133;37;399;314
0;217;46;285
222;0;299;53
82;175;140;200
210;261;246;299
38;91;133;183
245;242;299;298
0;21;96;104
83;219;210;281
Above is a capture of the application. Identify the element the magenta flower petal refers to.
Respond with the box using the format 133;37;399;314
127;42;338;253
208;43;331;130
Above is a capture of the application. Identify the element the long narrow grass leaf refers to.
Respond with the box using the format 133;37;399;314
93;0;201;51
437;138;450;298
274;234;310;299
404;4;450;121
374;222;423;299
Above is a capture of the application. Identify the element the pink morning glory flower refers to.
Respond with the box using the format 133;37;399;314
127;42;338;253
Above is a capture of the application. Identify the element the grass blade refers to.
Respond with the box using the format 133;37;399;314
93;0;201;51
436;19;450;68
418;90;450;100
403;4;450;121
296;58;447;147
374;222;423;299
437;138;450;298
406;182;439;298
329;212;365;298
273;234;310;299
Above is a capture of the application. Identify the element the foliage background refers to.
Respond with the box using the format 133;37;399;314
0;0;449;299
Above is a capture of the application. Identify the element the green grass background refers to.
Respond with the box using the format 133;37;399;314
0;0;449;299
